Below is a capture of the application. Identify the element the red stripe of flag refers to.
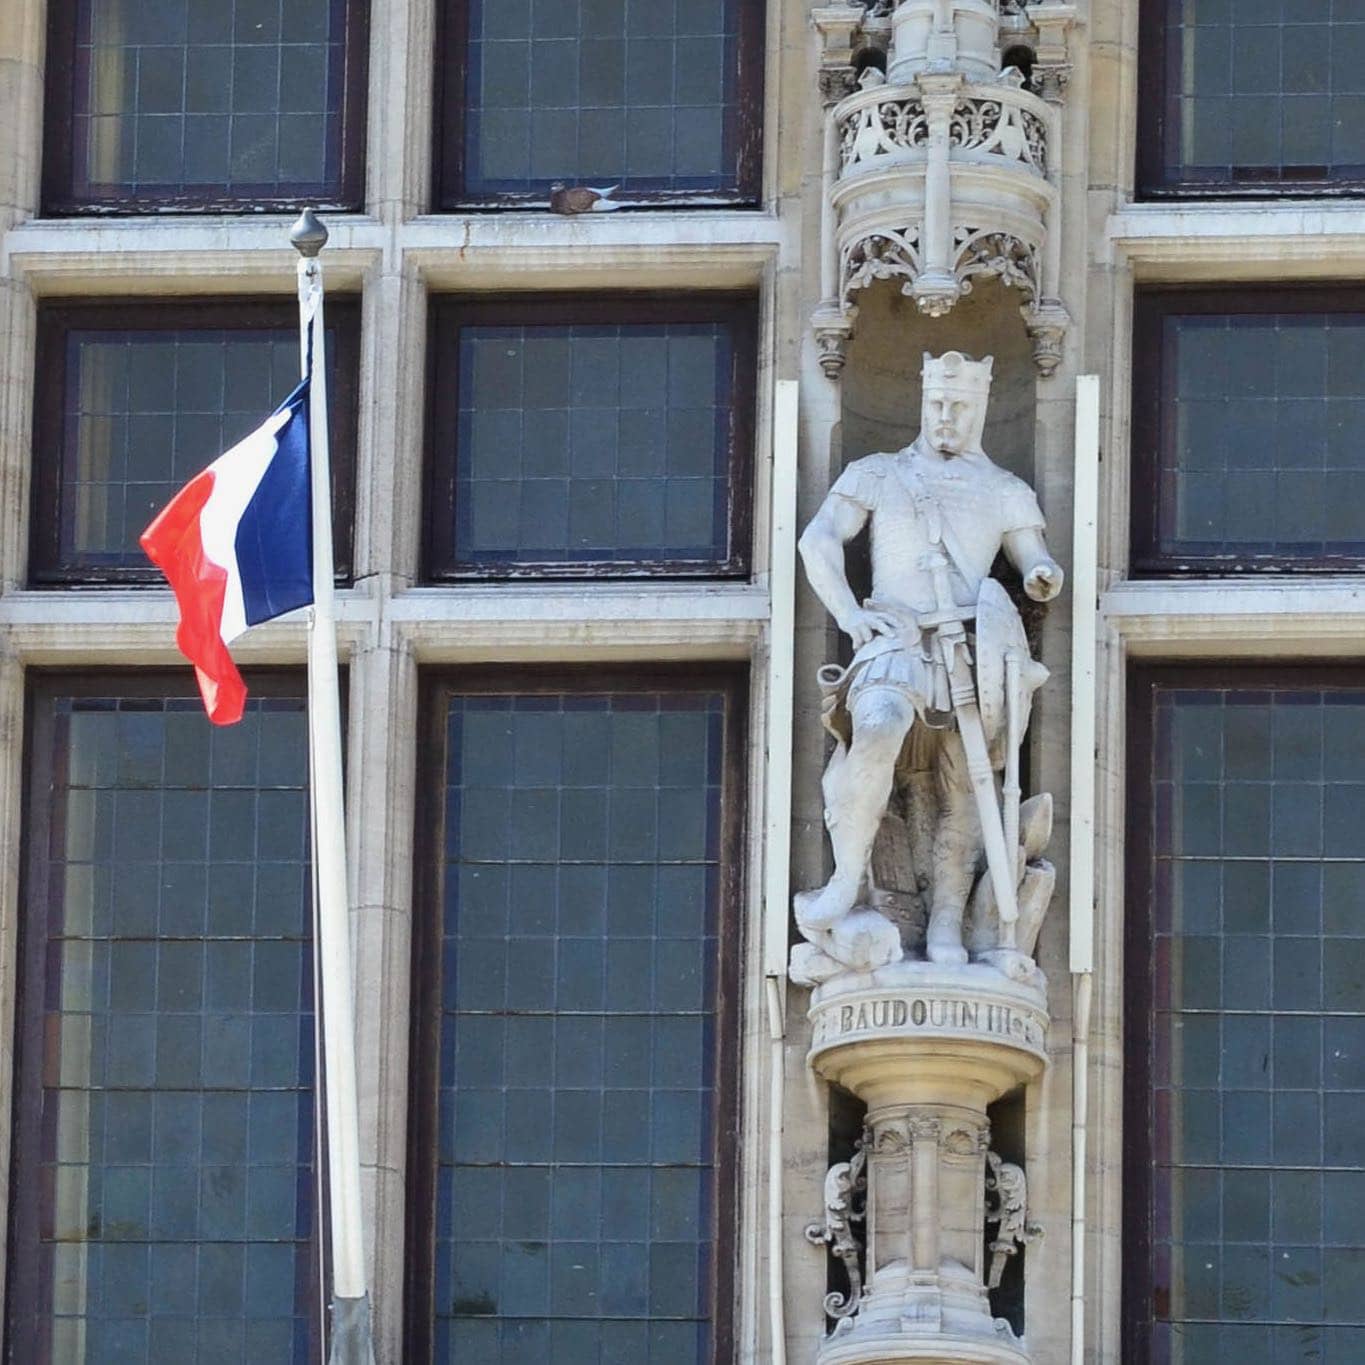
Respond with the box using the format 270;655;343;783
139;468;247;726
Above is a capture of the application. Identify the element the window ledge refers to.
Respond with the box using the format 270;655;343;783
3;215;385;292
390;582;768;662
1108;201;1365;280
1102;577;1365;656
0;582;769;664
405;209;786;289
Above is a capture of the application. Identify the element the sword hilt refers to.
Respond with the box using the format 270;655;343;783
921;549;957;614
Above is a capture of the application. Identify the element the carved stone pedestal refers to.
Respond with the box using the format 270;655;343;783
807;961;1048;1365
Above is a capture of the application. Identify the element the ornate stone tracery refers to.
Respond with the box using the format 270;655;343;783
813;0;1078;376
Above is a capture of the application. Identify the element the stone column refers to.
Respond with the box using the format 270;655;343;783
912;74;964;318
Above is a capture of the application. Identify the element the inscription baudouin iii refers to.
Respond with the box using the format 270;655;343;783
810;985;1048;1057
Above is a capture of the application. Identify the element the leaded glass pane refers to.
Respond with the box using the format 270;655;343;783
1157;2;1365;189
68;0;351;205
435;690;725;1362
1147;686;1365;1356
13;691;317;1363
36;307;357;585
1159;312;1365;563
62;329;300;570
460;0;743;200
453;323;734;568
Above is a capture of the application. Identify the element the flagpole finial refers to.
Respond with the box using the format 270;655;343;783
289;207;328;258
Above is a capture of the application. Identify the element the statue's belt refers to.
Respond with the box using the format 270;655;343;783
816;603;976;694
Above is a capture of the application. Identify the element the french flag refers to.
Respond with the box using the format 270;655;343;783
141;380;313;726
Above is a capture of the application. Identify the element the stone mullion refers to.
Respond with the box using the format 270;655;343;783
0;277;35;592
365;0;436;223
352;259;426;585
0;647;25;1316
0;0;43;233
344;623;417;1365
1080;3;1140;1362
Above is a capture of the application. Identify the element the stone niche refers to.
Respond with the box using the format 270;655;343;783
798;297;1055;1362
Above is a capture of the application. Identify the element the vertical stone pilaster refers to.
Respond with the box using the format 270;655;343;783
0;276;35;593
0;0;44;231
0;647;24;1315
346;625;418;1365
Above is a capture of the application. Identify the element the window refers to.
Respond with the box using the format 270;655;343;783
42;0;369;214
7;676;320;1363
1125;667;1365;1362
31;300;360;586
433;0;763;208
406;670;743;1363
424;296;756;580
1137;1;1365;197
1131;288;1365;575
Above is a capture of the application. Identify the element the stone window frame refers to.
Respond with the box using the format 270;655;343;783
1135;2;1365;200
431;0;766;211
1120;660;1365;1360
6;668;326;1363
29;297;362;588
423;292;758;583
402;664;747;1364
41;0;371;217
1130;283;1365;578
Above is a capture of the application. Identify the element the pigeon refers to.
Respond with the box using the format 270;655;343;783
549;183;623;214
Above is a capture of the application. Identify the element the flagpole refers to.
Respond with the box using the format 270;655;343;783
290;209;374;1365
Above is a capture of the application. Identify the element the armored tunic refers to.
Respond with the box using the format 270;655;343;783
820;439;1045;737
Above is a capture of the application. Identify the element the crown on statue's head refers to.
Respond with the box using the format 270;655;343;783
921;350;993;399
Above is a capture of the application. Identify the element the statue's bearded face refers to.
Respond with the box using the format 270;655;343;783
922;387;986;455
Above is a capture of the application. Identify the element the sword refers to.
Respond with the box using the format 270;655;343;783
920;551;1020;945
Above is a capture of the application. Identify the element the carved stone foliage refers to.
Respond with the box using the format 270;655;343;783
985;1151;1042;1291
837;226;1040;316
806;1136;869;1321
820;66;861;104
842;227;922;296
954;227;1040;304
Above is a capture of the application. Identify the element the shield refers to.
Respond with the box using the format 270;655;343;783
973;577;1049;763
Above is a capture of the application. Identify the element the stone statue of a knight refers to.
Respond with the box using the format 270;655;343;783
793;351;1062;984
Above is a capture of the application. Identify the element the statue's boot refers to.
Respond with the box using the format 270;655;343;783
794;876;861;933
927;732;976;966
925;904;969;966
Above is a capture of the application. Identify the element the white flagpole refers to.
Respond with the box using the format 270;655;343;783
289;209;374;1365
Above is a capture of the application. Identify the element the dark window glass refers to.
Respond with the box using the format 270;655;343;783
1138;1;1365;196
407;673;742;1363
435;0;762;207
426;296;755;580
1132;289;1365;574
31;301;359;586
8;677;319;1364
1126;668;1365;1361
44;0;368;213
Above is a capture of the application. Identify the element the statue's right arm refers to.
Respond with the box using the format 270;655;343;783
798;492;898;649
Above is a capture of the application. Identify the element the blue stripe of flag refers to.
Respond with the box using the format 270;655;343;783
236;379;314;628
